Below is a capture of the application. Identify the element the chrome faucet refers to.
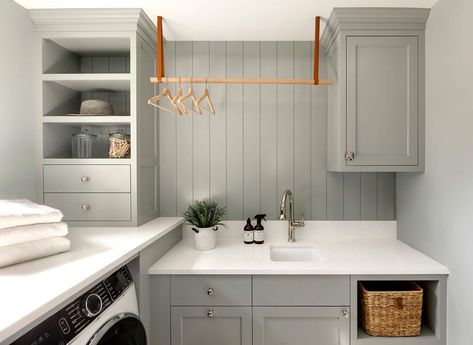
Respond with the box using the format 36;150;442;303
279;190;305;242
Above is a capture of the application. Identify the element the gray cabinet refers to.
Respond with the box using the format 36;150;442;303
346;36;418;167
171;307;252;345
321;8;430;172
253;307;349;345
30;9;159;226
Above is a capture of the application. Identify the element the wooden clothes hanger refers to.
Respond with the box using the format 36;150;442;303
172;86;186;115
196;80;216;114
148;87;176;115
178;87;201;115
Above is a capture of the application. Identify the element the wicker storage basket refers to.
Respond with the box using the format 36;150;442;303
360;281;423;337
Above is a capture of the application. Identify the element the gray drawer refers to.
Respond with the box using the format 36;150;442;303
171;276;252;306
44;193;131;221
253;276;349;306
44;165;130;193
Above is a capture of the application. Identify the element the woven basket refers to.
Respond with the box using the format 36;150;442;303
360;281;423;337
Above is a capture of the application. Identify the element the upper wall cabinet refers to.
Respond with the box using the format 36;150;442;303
321;8;430;172
30;9;159;227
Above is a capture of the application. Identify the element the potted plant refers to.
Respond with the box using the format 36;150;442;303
183;200;226;251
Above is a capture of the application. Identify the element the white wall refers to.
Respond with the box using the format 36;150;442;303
0;0;39;201
397;0;473;343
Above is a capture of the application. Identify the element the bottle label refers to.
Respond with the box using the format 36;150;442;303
254;230;264;242
244;231;254;242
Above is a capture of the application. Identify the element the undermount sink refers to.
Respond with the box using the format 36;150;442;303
270;244;325;262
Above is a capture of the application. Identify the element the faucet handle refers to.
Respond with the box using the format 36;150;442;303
293;212;305;228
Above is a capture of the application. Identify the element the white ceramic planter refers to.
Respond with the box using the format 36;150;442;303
193;226;218;251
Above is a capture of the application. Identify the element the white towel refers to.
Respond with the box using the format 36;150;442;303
0;222;68;247
0;237;71;268
0;199;63;229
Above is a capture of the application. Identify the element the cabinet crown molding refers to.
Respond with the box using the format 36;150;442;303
321;7;430;49
29;8;156;44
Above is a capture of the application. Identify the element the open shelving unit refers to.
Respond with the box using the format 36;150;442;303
41;37;132;160
31;8;159;226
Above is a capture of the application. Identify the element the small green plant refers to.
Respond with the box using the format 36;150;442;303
183;200;226;230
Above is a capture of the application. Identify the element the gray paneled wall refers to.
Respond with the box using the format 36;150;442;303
159;41;395;220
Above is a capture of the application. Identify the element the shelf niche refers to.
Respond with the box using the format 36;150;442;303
43;123;130;159
43;37;130;74
355;280;445;345
42;80;130;117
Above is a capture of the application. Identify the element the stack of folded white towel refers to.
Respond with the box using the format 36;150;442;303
0;199;71;268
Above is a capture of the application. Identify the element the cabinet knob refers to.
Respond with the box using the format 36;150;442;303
81;204;90;211
207;288;214;296
345;152;354;161
342;310;349;318
207;309;214;318
81;176;90;182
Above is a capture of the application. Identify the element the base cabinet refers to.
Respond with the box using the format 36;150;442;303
253;307;350;345
151;274;447;345
171;307;252;345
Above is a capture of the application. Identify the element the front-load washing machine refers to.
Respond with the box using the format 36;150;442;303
11;265;146;345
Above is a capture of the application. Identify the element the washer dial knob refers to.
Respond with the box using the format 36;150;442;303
82;293;103;317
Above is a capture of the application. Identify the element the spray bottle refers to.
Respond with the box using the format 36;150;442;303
254;214;267;244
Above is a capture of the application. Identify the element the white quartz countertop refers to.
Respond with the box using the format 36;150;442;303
149;221;449;276
0;217;184;344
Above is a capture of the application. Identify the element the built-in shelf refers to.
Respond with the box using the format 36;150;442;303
42;116;131;126
357;326;437;345
43;158;131;165
42;74;130;92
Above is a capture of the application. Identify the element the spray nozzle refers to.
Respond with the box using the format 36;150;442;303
254;214;267;223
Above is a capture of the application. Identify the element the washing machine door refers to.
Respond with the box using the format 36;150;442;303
88;313;146;345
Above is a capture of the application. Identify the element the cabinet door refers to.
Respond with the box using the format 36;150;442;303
253;307;349;345
346;36;418;166
171;307;251;345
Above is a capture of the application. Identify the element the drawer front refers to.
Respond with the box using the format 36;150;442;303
171;276;252;306
44;193;131;221
44;165;130;193
253;276;349;306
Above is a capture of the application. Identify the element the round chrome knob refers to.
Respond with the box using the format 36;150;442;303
81;176;90;182
342;310;349;318
207;309;214;318
81;204;90;211
82;293;103;318
207;288;214;296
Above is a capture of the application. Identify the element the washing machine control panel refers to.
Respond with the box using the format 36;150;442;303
11;266;133;345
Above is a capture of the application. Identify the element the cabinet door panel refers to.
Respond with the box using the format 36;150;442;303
171;307;251;345
346;36;418;166
254;307;349;345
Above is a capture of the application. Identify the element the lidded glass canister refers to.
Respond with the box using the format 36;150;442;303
109;131;130;158
72;130;97;158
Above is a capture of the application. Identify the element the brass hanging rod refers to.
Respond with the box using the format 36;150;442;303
150;16;333;86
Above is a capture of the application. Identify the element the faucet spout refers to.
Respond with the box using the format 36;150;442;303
279;190;304;242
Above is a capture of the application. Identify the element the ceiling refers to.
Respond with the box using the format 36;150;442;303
15;0;438;40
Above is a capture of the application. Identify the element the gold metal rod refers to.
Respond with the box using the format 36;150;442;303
150;77;333;85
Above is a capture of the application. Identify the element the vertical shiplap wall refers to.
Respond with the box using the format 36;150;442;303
159;41;396;220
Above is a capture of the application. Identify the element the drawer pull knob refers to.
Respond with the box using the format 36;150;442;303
207;288;214;296
81;176;90;182
81;204;90;211
342;310;349;318
207;309;214;318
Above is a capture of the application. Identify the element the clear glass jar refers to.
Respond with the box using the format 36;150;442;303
109;132;131;158
72;130;97;158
